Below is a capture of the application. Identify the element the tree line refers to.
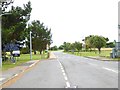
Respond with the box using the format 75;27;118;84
2;1;52;55
51;35;115;54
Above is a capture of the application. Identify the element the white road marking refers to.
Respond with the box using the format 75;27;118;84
61;67;64;70
57;59;71;88
64;76;68;81
63;72;66;76
59;63;62;66
88;63;118;73
62;70;65;73
66;81;70;87
0;78;5;81
102;67;118;73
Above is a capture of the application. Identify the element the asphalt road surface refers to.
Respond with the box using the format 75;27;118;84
6;51;118;88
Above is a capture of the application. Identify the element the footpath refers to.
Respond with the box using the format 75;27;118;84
0;52;55;89
0;60;40;89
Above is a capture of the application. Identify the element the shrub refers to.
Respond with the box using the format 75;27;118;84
21;47;29;54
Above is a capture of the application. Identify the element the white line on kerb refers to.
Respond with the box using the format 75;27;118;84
29;64;34;67
0;78;5;81
102;67;118;73
14;74;18;77
22;70;25;73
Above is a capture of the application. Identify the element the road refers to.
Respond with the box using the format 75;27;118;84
6;51;118;88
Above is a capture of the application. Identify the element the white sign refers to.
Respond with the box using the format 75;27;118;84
12;50;20;54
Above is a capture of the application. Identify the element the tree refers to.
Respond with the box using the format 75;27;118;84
63;42;71;52
83;35;94;51
89;35;107;54
27;20;52;54
106;42;115;48
2;1;32;51
70;43;76;51
83;35;108;53
74;41;82;53
58;45;64;50
50;46;58;51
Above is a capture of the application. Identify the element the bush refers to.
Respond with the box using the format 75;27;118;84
21;47;29;54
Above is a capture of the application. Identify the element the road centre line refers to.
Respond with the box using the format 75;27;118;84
64;76;68;81
66;81;70;88
57;59;71;88
63;72;66;76
62;70;65;73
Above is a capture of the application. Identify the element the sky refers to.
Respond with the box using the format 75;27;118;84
12;0;119;46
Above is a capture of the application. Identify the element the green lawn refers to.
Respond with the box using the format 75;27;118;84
68;50;120;61
2;53;48;71
68;50;110;56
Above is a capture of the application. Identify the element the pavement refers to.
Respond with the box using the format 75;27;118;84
0;60;40;89
48;51;57;59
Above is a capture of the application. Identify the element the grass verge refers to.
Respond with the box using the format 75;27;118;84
67;50;120;61
2;53;48;71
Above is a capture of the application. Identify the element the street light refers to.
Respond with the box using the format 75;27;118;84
0;0;14;68
30;31;32;60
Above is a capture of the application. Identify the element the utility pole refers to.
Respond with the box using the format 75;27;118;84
30;31;32;60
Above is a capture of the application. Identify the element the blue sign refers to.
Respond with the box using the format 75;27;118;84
4;43;20;52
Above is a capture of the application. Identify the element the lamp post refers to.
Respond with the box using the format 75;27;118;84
118;25;120;42
30;31;32;60
0;4;2;68
0;0;14;68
